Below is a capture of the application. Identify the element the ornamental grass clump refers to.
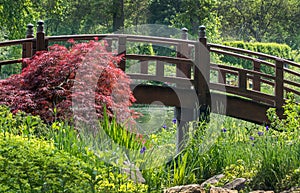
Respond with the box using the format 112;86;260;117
0;39;136;124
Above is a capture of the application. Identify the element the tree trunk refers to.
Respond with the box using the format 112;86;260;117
113;0;124;32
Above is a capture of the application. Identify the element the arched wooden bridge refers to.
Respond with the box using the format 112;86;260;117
1;21;300;129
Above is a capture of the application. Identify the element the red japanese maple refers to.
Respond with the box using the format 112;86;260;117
0;40;136;124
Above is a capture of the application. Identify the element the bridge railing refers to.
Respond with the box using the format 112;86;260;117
0;21;299;115
45;26;208;103
208;43;300;113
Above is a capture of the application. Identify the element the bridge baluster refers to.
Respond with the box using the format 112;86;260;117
156;60;164;78
26;23;34;38
253;59;261;91
106;38;112;52
275;59;284;117
194;25;210;105
140;60;148;74
238;69;247;91
198;25;207;47
177;25;210;151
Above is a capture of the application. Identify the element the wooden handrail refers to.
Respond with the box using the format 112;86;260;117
285;87;300;96
208;43;284;61
0;38;34;47
209;83;275;104
126;54;193;65
210;48;275;67
47;34;197;45
0;59;23;66
284;79;300;88
0;23;299;127
210;63;275;80
283;59;300;69
284;68;300;77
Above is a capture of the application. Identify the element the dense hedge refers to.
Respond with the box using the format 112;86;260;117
218;41;294;72
223;41;294;59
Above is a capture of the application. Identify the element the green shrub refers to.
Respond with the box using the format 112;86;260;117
0;105;49;138
278;168;300;190
0;45;22;79
0;105;148;192
267;93;300;132
223;41;294;59
0;134;91;192
0;133;148;193
221;41;295;75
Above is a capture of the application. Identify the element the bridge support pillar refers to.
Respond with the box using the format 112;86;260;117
175;107;196;153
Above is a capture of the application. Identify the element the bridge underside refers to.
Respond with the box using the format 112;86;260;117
131;85;272;125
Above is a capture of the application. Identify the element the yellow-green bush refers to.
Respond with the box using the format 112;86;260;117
223;41;293;59
0;105;148;193
0;134;91;192
0;133;148;193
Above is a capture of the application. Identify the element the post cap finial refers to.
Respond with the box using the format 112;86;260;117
27;23;34;29
37;20;44;33
26;23;34;38
199;25;206;38
199;25;206;30
37;20;44;25
181;27;188;32
181;27;188;40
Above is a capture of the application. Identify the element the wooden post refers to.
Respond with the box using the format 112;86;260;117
194;25;210;109
22;23;34;69
176;28;191;79
275;59;284;118
36;20;46;51
253;59;261;91
199;25;207;47
118;36;126;71
181;27;188;40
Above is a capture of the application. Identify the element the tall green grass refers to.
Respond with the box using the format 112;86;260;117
0;93;298;192
142;94;300;192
